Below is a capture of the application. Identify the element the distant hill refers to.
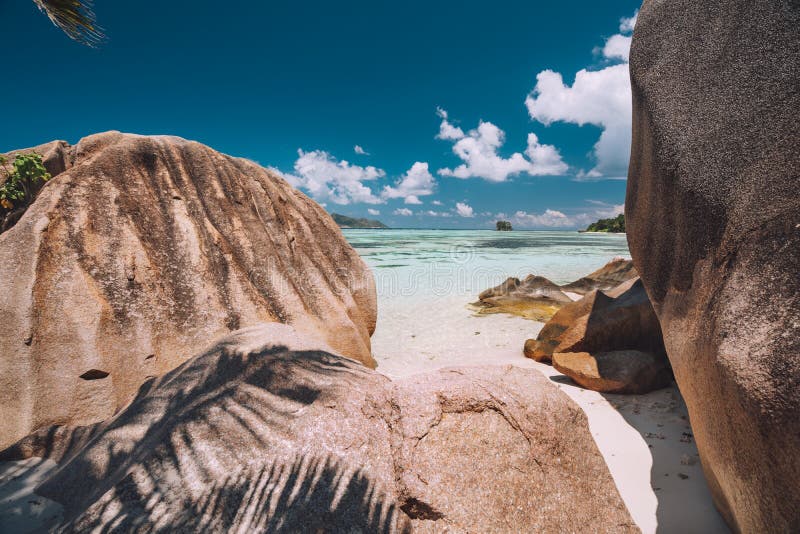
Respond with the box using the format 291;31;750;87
331;213;389;229
583;214;625;233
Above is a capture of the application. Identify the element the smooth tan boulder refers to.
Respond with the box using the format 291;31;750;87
474;275;572;321
525;278;664;364
1;324;637;533
552;350;672;394
0;132;377;451
476;259;637;321
628;1;799;530
561;257;638;295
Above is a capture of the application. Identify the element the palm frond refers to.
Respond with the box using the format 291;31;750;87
33;0;105;47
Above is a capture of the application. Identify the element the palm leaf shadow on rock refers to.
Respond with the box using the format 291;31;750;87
2;325;410;532
71;455;408;533
2;323;638;532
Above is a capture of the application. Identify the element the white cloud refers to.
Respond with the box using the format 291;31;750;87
431;200;443;206
367;208;380;216
586;200;625;218
525;133;571;174
525;12;636;179
602;34;632;61
276;149;385;204
437;112;568;182
424;210;452;217
435;107;465;140
509;202;624;228
381;162;436;204
511;209;574;228
394;208;413;216
354;145;369;155
455;202;474;218
619;11;638;33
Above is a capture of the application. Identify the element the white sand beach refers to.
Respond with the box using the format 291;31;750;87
353;229;730;534
371;292;729;534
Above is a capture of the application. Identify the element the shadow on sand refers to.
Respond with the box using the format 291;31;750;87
546;373;729;533
598;385;729;533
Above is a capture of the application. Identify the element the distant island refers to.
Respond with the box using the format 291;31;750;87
496;220;513;231
331;213;389;229
582;214;625;233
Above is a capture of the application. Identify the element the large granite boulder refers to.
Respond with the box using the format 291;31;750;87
524;278;665;364
560;257;638;295
552;350;672;394
0;132;377;451
475;258;637;321
1;324;637;533
628;1;800;531
474;275;572;321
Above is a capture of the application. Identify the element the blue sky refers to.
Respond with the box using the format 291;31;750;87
1;0;640;228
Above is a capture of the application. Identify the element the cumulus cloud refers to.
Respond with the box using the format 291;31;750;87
437;111;568;182
511;209;573;228
525;12;636;179
586;200;625;218
455;202;474;217
424;210;452;217
276;149;385;205
367;208;380;216
619;11;638;33
602;34;632;61
394;208;413;216
381;162;436;204
435;107;465;140
354;145;369;155
431;200;443;206
509;202;625;228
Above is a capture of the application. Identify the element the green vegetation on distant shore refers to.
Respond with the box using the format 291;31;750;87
331;213;389;229
496;220;512;231
584;214;625;233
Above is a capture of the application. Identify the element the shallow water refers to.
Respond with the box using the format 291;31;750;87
341;229;729;534
343;229;631;299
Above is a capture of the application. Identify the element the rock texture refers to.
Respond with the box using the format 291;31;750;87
3;140;72;181
628;1;800;530
1;324;638;533
475;258;637;321
524;278;665;364
1;140;72;233
552;350;672;394
560;257;638;295
0;131;377;451
474;275;572;321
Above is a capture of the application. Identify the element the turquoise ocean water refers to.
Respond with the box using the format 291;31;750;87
342;229;631;299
